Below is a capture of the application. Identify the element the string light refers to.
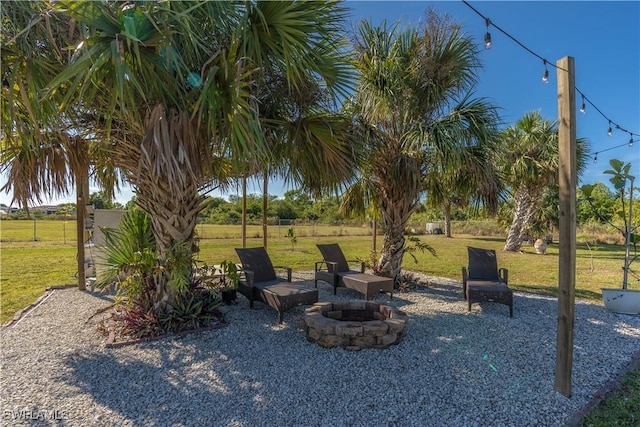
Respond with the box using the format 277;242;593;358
461;0;639;157
542;60;549;84
484;18;492;49
592;141;634;163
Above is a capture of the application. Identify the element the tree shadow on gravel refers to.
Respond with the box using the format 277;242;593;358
54;282;640;426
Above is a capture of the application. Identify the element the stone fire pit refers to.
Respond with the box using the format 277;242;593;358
303;300;408;351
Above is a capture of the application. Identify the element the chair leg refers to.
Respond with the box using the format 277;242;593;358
278;311;284;324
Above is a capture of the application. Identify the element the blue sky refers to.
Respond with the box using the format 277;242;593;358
348;0;639;180
1;1;638;206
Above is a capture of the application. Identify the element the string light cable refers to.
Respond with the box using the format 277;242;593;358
461;0;639;160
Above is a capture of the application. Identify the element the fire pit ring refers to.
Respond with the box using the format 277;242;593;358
303;300;408;351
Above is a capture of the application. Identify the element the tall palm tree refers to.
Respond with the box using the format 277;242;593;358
339;175;382;252
2;1;358;309
347;10;500;282
499;111;588;252
1;1;125;289
423;141;502;237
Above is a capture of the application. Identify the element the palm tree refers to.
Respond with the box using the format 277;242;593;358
1;1;125;289
347;10;500;282
499;111;588;252
2;1;358;309
423;142;502;237
339;175;382;252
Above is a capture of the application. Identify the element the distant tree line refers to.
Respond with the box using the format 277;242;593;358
4;184;636;230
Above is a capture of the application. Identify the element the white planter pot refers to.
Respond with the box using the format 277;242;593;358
601;288;640;315
534;239;547;254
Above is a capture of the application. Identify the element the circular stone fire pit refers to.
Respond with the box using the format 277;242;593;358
303;301;408;351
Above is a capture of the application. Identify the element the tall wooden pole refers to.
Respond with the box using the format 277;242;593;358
555;56;577;397
372;215;377;253
262;172;268;249
75;168;87;291
242;175;247;248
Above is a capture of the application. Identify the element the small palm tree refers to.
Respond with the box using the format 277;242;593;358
2;1;358;312
346;10;500;282
499;111;588;252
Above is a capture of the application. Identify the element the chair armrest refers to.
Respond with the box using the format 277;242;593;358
319;261;338;274
347;259;365;273
315;261;329;272
499;268;508;286
242;269;255;286
461;267;468;296
273;266;293;282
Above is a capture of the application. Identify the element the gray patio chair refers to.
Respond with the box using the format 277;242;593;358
462;246;513;317
235;247;318;324
315;243;393;300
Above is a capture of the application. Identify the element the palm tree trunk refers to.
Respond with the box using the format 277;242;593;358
120;106;208;309
504;189;539;251
379;223;406;284
378;192;418;283
134;176;205;309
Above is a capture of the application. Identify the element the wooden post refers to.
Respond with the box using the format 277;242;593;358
75;169;87;291
262;172;268;249
372;215;377;253
241;175;247;248
555;56;577;397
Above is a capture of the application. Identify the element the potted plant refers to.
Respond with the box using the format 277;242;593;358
581;159;639;314
216;260;240;305
528;221;549;254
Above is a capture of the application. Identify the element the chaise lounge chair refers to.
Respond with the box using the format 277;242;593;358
315;243;393;300
236;247;318;324
462;246;513;317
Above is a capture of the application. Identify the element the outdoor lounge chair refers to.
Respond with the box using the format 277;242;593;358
315;243;393;300
462;246;513;317
235;247;318;324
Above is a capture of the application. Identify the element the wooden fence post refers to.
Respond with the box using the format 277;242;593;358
555;55;577;397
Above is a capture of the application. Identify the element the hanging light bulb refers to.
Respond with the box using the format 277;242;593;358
593;153;598;163
580;95;586;114
607;121;612;136
630;135;634;147
542;60;549;84
484;18;492;49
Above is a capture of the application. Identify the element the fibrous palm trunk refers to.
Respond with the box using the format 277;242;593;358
503;188;540;252
379;232;405;284
119;105;209;309
377;165;420;283
379;206;411;285
135;177;205;309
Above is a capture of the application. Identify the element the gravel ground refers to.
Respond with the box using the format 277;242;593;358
1;272;639;427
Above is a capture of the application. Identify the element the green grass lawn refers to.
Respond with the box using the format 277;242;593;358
1;221;637;425
1;222;632;323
